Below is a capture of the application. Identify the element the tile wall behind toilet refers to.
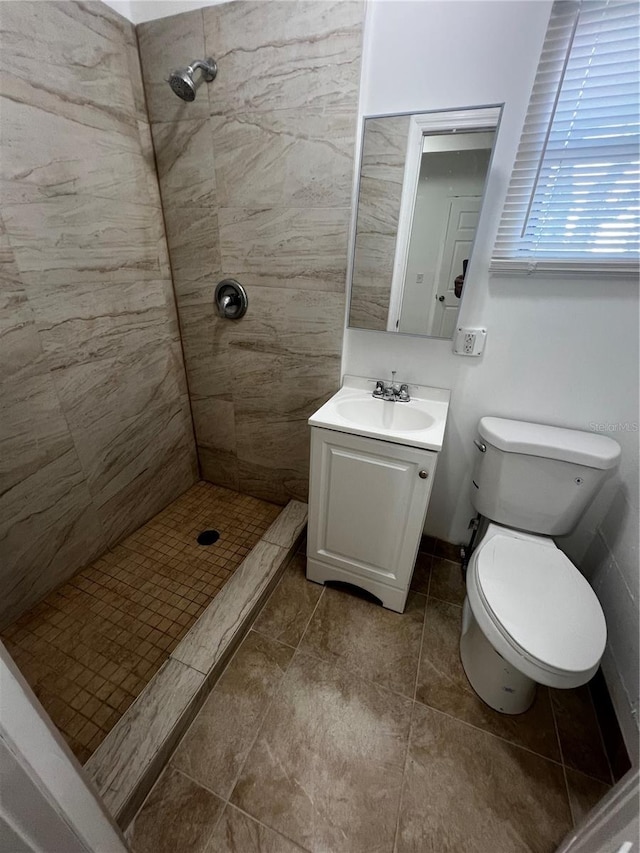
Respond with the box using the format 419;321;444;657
0;1;197;629
137;0;365;504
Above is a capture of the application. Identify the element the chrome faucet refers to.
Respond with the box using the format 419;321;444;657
372;371;411;402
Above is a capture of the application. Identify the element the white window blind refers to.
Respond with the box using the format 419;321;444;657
491;0;640;275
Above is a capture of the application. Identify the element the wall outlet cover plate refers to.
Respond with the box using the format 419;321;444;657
453;327;487;356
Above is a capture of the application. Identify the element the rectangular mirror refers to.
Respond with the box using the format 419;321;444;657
348;105;503;339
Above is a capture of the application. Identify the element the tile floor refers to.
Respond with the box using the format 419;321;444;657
1;482;280;763
127;543;614;853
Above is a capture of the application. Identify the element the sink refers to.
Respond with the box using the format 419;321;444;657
335;398;434;432
308;375;450;451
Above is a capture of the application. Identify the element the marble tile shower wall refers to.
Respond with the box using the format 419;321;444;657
0;2;197;629
350;115;409;332
137;0;364;504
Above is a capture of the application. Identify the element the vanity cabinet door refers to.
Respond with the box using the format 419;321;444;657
307;427;437;596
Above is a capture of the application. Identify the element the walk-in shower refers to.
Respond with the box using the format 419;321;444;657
168;57;217;101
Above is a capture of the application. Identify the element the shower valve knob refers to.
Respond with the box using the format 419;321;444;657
215;279;248;320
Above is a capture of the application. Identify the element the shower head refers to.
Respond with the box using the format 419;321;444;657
168;58;217;102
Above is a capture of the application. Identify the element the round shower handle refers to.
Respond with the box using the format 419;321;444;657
215;279;248;320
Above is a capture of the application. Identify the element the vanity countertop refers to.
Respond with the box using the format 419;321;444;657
309;374;450;451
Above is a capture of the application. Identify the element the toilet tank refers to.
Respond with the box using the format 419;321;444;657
471;417;621;536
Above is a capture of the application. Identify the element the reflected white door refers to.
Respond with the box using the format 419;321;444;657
429;196;481;338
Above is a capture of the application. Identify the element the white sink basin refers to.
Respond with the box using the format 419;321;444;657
309;375;450;451
335;397;434;432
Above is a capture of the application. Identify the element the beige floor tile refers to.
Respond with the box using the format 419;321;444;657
299;587;426;698
433;539;462;563
551;686;612;783
127;767;224;853
204;804;305;853
171;631;294;799
231;651;413;853
419;535;437;555
252;553;322;647
396;703;572;853
409;551;431;595
565;768;610;827
428;556;466;605
416;598;561;762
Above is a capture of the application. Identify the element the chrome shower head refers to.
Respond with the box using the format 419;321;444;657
168;69;196;101
168;58;217;102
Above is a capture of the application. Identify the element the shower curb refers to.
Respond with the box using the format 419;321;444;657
83;500;308;829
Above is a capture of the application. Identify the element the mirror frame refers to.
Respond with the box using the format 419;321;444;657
348;104;504;339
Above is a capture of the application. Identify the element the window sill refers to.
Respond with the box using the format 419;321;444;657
489;259;639;279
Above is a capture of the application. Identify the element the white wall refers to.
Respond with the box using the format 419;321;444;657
102;0;229;24
345;0;639;755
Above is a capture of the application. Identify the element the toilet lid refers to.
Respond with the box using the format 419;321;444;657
476;534;607;674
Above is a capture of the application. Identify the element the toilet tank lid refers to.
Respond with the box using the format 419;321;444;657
478;417;621;470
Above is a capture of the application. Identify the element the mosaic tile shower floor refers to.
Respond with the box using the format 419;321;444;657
2;482;280;763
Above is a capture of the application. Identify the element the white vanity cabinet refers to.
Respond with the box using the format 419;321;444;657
306;427;438;612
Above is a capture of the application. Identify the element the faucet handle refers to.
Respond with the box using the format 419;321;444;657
372;380;385;398
397;383;411;402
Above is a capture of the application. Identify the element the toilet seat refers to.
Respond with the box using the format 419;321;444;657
466;526;607;688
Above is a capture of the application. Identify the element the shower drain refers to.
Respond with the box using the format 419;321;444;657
197;529;220;545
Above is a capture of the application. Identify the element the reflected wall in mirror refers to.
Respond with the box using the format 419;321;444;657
349;106;502;339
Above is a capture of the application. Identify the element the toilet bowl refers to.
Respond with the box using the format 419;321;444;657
460;523;607;714
458;416;619;714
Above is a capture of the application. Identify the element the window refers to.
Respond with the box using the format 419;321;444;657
492;0;639;274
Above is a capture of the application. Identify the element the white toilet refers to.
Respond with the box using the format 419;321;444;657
460;416;621;714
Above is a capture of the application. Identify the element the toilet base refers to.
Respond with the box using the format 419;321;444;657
460;597;537;715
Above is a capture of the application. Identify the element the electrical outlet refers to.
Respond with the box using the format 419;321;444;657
453;327;487;357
